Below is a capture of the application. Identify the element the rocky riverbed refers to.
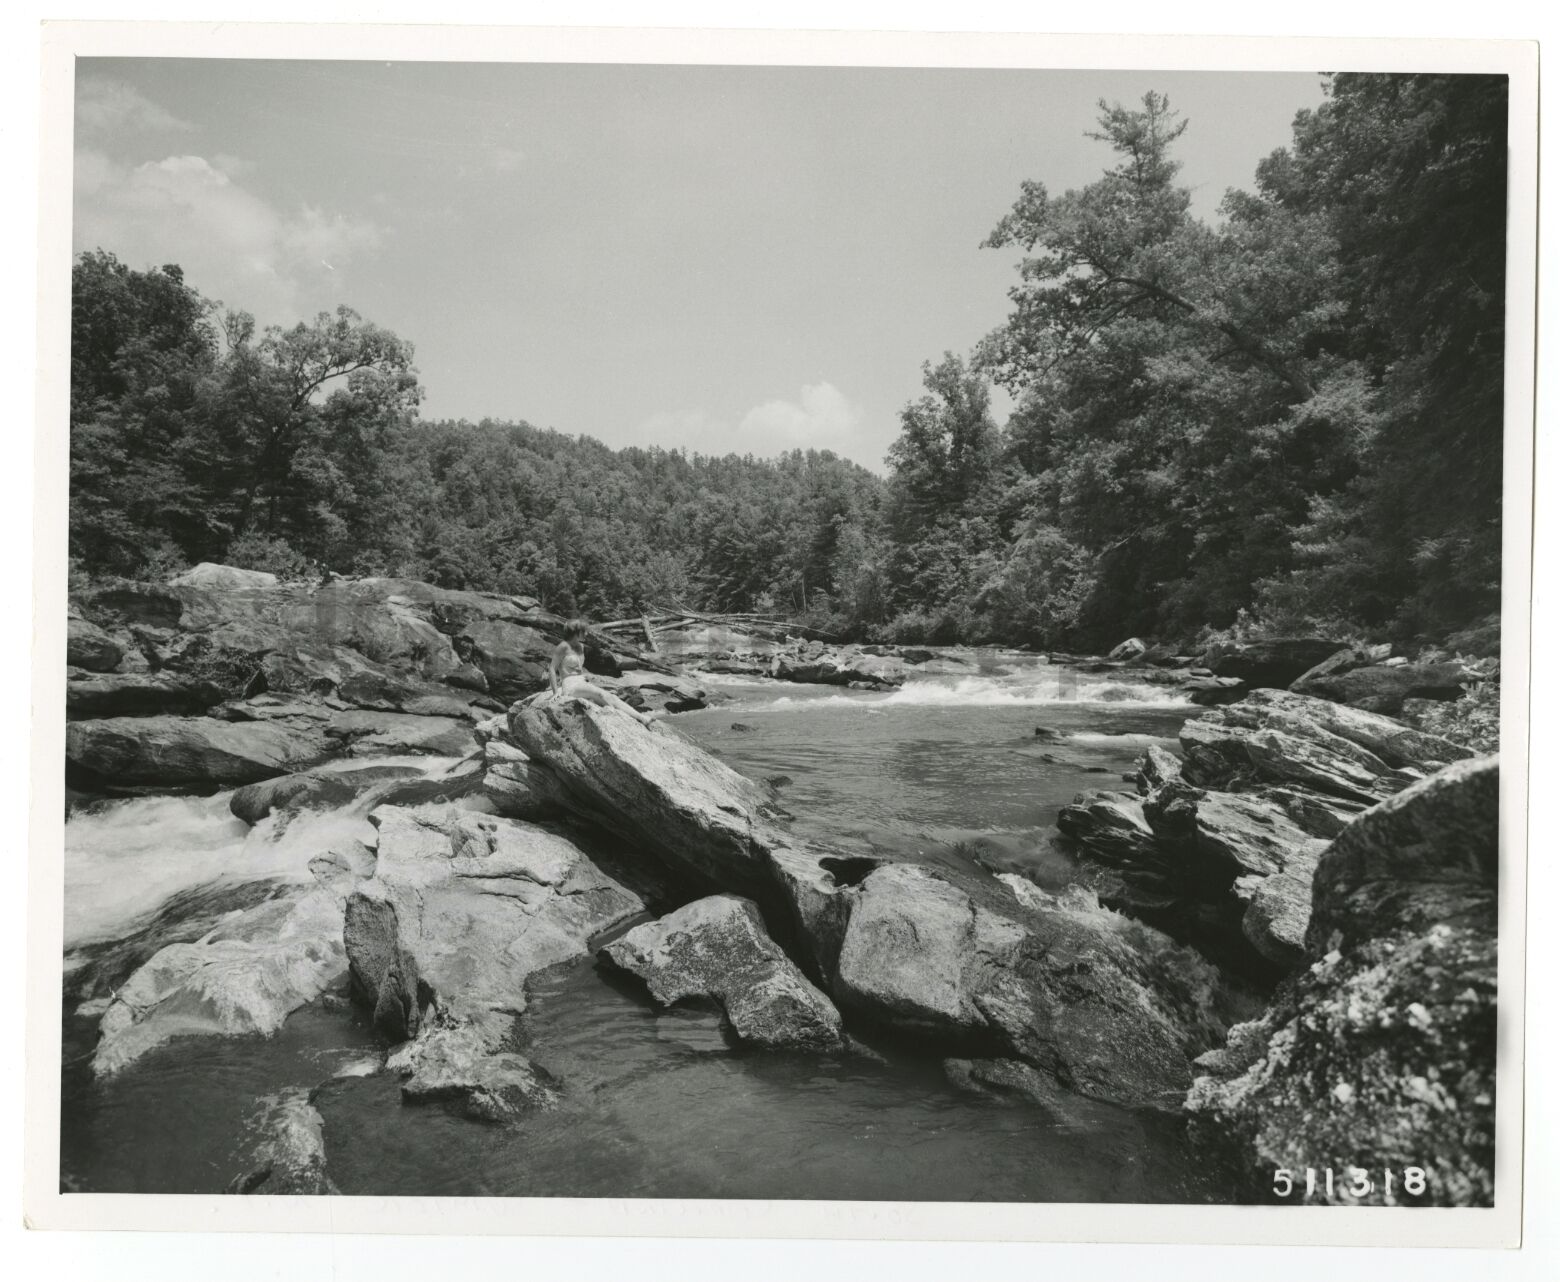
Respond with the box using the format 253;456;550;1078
59;568;1502;1205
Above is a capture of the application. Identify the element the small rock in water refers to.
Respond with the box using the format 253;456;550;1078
1034;726;1064;741
332;1055;383;1079
730;722;755;732
765;774;793;790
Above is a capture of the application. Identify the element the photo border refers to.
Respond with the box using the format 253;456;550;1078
26;20;1539;1248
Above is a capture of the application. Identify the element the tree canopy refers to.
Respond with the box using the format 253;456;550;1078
70;73;1508;650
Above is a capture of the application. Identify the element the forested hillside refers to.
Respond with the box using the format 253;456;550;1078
69;72;1508;650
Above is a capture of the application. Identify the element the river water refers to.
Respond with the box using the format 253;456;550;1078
59;654;1232;1202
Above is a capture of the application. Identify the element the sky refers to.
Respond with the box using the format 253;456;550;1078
72;59;1326;473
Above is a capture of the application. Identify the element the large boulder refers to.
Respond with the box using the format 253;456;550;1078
92;883;350;1076
506;701;783;900
1209;638;1344;689
1290;661;1473;716
1056;792;1160;863
1186;758;1499;1205
1106;637;1148;662
1306;755;1499;952
602;894;844;1051
343;803;643;1119
505;701;1228;1111
66;714;334;787
66;617;125;672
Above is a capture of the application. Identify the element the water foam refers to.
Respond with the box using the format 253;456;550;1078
62;766;432;950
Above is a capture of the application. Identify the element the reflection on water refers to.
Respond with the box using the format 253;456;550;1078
60;659;1219;1202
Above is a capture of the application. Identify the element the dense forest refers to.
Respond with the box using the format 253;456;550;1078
69;72;1508;651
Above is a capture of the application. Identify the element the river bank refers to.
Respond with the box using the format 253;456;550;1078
58;568;1500;1204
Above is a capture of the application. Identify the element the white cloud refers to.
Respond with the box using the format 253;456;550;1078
737;382;862;450
629;383;867;460
75;77;193;137
73;150;383;324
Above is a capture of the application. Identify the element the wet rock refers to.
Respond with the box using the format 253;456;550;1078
229;764;423;825
602;894;844;1051
64;879;292;1002
67;617;125;672
66;672;226;719
388;1022;558;1123
1209;638;1343;689
372;756;489;809
92;884;351;1076
67;714;334;787
1056;792;1159;863
1187;757;1499;1206
344;803;643;1116
228;1088;338;1194
1185;676;1247;706
775;648;906;689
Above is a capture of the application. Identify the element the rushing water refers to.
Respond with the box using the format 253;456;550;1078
60;654;1229;1202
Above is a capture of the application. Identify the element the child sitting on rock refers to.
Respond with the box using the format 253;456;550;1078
549;618;660;726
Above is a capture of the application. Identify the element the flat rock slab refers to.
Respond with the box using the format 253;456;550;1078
602;894;844;1051
326;710;478;758
67;714;335;787
66;672;225;719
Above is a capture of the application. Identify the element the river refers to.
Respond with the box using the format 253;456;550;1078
59;654;1235;1201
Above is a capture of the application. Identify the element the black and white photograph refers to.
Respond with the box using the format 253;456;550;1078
21;18;1540;1251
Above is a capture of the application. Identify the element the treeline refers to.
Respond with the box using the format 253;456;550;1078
68;252;884;619
70;72;1506;650
871;73;1508;650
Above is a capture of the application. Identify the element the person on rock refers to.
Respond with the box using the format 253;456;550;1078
549;618;661;725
